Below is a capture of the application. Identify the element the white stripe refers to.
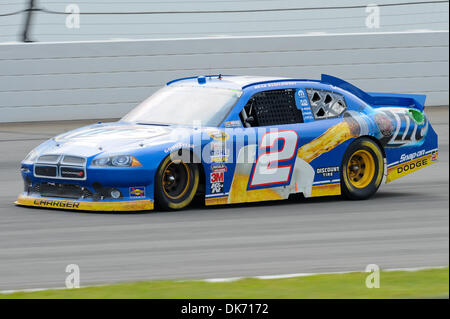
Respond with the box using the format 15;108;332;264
203;277;243;283
1;266;446;294
313;179;340;185
0;284;108;295
387;161;400;168
4;30;445;46
384;265;447;272
313;180;332;185
205;193;229;198
0;287;67;294
425;148;439;154
203;265;448;282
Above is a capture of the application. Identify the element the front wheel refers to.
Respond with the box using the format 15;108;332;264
155;153;199;210
341;138;384;200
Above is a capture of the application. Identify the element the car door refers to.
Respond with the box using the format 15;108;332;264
228;87;315;202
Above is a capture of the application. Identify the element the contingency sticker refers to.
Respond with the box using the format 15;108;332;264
130;186;146;198
295;89;314;122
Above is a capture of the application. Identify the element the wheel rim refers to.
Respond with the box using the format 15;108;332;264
162;160;191;200
346;150;375;189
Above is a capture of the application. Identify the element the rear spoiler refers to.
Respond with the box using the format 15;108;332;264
321;74;426;111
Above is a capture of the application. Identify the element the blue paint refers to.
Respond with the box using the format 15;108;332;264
19;75;438;206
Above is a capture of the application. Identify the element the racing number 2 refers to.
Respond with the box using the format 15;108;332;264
249;130;299;187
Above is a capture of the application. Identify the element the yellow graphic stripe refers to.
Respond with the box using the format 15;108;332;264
310;183;341;197
227;173;284;204
205;196;228;206
298;121;357;163
15;194;154;212
386;152;437;183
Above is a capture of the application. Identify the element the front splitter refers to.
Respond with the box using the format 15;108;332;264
15;194;154;212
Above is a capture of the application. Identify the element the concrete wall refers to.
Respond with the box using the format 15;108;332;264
0;0;448;42
0;30;448;122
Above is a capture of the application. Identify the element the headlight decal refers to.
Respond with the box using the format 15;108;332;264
91;155;142;167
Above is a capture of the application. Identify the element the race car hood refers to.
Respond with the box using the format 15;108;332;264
32;122;191;159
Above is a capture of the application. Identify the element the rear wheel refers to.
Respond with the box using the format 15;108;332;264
155;153;199;210
341;138;384;200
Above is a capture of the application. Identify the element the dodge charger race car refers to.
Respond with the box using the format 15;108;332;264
16;74;438;211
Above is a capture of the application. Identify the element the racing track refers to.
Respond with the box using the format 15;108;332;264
0;107;448;290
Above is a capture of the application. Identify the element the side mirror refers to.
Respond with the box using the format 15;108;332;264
245;116;255;124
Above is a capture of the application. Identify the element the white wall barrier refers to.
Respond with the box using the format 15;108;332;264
0;31;448;123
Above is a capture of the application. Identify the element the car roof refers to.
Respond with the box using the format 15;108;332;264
167;75;320;90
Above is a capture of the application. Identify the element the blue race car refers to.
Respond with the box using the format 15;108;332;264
16;74;438;211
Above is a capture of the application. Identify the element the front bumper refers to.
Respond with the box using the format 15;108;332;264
18;163;156;212
15;193;154;212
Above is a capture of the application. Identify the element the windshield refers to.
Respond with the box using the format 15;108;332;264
122;86;242;126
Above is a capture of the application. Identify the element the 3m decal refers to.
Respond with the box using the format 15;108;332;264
210;165;225;194
249;130;299;187
130;186;145;198
210;171;224;183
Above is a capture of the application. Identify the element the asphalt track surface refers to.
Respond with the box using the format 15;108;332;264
0;107;448;290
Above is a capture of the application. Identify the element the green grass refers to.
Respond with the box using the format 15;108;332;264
1;267;448;299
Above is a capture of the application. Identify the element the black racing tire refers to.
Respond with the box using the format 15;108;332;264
155;152;200;210
341;137;384;200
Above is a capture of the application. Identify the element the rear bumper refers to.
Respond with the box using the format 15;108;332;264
15;194;154;212
386;149;438;183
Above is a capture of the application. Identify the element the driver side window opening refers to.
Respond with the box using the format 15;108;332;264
239;89;303;127
306;89;347;120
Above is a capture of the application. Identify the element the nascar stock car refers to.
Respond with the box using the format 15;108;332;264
16;74;438;211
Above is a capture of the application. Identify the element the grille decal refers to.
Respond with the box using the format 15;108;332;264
34;155;87;180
